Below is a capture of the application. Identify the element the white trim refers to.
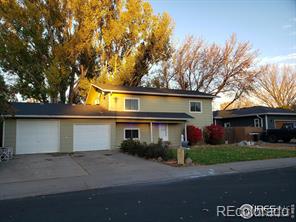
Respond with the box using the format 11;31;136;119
124;128;140;140
91;84;215;99
189;100;202;113
265;115;268;130
124;97;140;112
158;124;169;141
4;115;190;121
274;119;296;128
224;122;231;128
214;112;296;119
254;118;261;128
2;120;5;147
150;122;153;143
274;119;296;122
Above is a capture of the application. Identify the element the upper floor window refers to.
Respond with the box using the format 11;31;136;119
124;98;140;111
189;101;202;113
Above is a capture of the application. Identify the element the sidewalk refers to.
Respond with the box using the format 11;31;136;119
0;151;295;200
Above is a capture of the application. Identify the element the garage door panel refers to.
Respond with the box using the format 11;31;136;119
73;125;111;151
16;120;60;154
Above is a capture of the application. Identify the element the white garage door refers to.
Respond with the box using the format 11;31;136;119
73;125;111;151
16;120;60;154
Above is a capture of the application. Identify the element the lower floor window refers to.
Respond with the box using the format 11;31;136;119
224;122;231;128
124;128;140;140
254;118;262;128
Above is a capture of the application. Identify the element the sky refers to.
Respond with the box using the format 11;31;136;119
149;0;296;66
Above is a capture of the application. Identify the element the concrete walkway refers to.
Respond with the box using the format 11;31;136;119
0;150;296;200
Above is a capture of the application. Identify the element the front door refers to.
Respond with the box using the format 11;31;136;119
159;124;168;141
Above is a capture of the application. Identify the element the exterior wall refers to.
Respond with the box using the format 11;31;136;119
116;122;184;148
215;116;262;128
3;119;16;153
86;87;109;108
267;115;296;129
116;123;150;147
107;93;212;128
215;115;296;130
4;118;117;154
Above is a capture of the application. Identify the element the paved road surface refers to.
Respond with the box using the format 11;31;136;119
0;167;295;222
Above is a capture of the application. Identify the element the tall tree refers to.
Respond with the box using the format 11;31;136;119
253;65;296;108
219;96;256;110
0;0;173;103
0;74;12;116
152;34;261;108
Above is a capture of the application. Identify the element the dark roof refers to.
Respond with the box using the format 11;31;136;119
92;83;215;98
8;102;192;120
214;106;296;118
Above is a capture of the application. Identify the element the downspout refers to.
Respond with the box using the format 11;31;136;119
184;122;188;141
265;115;268;130
256;115;263;128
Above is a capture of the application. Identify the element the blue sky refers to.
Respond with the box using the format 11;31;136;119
149;0;296;65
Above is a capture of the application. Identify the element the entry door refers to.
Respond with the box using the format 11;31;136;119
73;124;111;151
159;124;168;141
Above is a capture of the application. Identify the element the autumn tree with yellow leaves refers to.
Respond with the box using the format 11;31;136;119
0;0;173;103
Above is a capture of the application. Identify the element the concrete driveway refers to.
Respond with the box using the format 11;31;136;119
0;150;186;200
1;150;296;200
0;150;174;185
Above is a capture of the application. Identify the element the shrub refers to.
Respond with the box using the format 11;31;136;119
120;139;142;155
120;139;172;160
204;124;224;145
186;125;203;145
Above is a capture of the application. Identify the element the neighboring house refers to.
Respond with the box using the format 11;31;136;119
214;106;296;130
2;84;214;154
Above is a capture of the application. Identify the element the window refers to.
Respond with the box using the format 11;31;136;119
224;122;231;128
189;101;202;113
124;128;140;140
254;118;262;128
125;98;139;111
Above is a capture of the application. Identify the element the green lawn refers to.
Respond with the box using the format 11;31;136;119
169;145;296;165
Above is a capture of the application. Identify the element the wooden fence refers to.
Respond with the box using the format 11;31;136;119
224;127;263;144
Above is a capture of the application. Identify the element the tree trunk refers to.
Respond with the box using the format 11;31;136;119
68;69;76;104
60;90;66;104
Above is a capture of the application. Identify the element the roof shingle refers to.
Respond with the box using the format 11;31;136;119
214;106;296;118
9;102;193;120
93;83;215;98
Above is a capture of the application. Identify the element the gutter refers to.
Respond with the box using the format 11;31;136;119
213;112;296;119
3;115;192;121
256;114;263;128
91;84;215;99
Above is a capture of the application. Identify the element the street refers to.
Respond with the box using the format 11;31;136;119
0;167;295;222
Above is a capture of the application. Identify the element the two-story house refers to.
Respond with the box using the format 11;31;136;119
2;84;214;154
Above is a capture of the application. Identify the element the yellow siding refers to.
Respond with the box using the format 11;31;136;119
108;93;213;128
4;119;16;153
116;123;150;147
116;122;183;147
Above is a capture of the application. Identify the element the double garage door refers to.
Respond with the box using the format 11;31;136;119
16;120;110;154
